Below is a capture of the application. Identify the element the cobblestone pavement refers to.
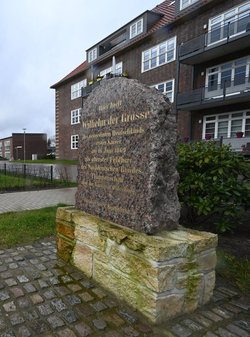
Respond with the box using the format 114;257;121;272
0;239;249;337
0;188;76;214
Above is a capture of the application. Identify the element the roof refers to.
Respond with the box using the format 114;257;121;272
50;0;176;89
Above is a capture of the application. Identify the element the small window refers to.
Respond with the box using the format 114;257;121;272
71;135;79;149
71;109;81;125
88;48;97;63
142;37;176;72
152;79;175;103
71;80;87;100
180;0;199;10
130;18;143;39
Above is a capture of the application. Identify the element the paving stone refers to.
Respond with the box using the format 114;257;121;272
212;307;233;319
65;294;81;305
91;301;108;312
171;323;192;337
17;298;31;309
18;326;31;337
3;301;17;312
104;314;125;327
61;310;78;324
0;291;10;301
74;322;92;336
74;304;95;318
38;304;54;316
30;294;44;304
0;282;5;289
51;299;67;312
49;277;60;285
17;275;29;283
217;287;238;297
193;314;213;328
28;319;49;334
61;275;73;283
104;299;117;308
79;292;94;303
201;310;223;322
23;310;39;321
8;263;18;270
0;272;13;279
0;318;7;331
55;286;71;296
93;319;107;330
23;283;36;293
43;289;57;299
67;284;82;292
47;315;65;329
203;333;219;337
123;326;142;337
10;287;24;298
222;304;242;314
216;327;238;337
9;313;25;326
71;272;83;281
227;323;250;337
36;264;47;271
182;319;203;331
230;298;250;311
80;279;95;289
234;319;250;331
104;331;123;337
4;279;17;287
38;279;49;288
56;327;77;337
0;266;7;272
5;258;13;263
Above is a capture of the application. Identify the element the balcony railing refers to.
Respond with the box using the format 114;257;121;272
177;78;250;109
179;15;250;61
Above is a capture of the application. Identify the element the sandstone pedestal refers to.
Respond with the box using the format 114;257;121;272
56;207;218;324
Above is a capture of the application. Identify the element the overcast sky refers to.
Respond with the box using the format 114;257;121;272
0;0;160;140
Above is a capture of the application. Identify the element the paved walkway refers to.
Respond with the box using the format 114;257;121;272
0;188;76;213
0;239;249;337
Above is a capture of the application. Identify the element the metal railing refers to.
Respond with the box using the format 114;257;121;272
179;15;250;58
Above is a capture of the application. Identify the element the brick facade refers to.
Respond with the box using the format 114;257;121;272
51;0;250;159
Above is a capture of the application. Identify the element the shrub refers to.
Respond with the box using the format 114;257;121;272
177;141;250;233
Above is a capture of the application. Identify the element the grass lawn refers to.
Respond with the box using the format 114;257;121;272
0;206;62;248
0;173;76;191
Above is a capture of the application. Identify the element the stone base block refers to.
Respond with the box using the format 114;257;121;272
56;207;218;324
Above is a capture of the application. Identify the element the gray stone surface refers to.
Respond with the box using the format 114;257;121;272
0;238;248;336
76;77;180;234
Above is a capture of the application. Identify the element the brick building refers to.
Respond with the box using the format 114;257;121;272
51;0;250;159
0;133;47;160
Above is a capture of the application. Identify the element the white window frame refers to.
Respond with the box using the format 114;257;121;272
99;62;123;77
202;110;250;139
205;56;250;99
71;109;81;125
71;79;87;100
88;48;97;63
71;134;79;149
151;79;175;103
208;1;250;46
180;0;199;10
141;37;176;73
130;18;143;39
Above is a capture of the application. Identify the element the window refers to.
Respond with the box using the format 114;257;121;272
203;111;250;139
130;18;143;39
71;135;79;149
142;37;176;72
71;79;87;100
99;62;123;77
205;56;250;98
152;79;175;103
88;48;97;63
180;0;199;10
71;109;81;125
208;1;250;45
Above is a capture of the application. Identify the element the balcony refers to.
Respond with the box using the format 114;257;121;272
177;78;250;110
179;16;250;64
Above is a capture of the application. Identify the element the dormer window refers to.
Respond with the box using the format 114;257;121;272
180;0;199;10
88;48;97;63
130;18;143;39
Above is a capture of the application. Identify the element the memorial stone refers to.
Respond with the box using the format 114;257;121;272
75;77;180;234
